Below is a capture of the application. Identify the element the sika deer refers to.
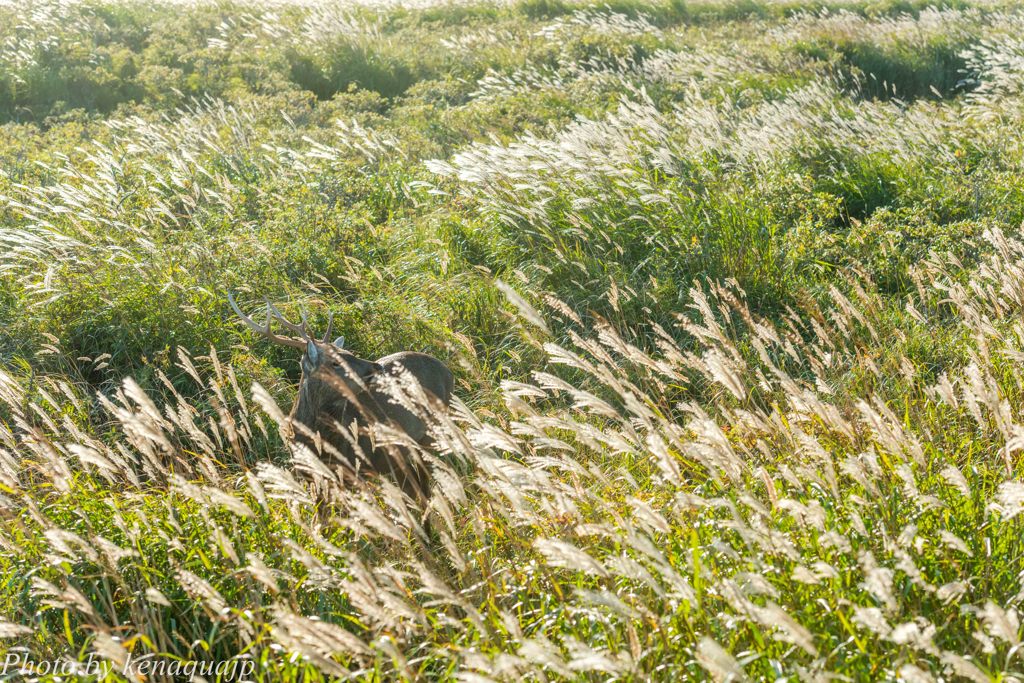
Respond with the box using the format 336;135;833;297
230;294;453;499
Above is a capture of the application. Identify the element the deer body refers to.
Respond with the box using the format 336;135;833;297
367;351;456;442
290;344;453;496
229;294;453;499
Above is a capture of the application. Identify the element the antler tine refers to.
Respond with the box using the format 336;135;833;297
228;292;308;349
265;299;314;340
322;311;334;343
228;291;264;333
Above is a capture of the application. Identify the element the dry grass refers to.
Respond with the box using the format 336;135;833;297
2;0;1024;680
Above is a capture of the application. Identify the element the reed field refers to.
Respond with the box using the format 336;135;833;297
4;0;1024;679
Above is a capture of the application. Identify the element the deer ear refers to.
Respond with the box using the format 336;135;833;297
302;340;321;373
333;335;345;348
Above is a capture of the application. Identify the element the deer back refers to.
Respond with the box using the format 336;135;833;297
368;351;455;442
289;343;453;467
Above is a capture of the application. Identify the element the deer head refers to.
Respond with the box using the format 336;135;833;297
228;292;378;405
230;293;389;454
295;337;383;421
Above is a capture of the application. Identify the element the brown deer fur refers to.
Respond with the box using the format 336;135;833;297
289;340;454;499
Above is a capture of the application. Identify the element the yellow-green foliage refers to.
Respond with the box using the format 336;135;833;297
3;0;1024;680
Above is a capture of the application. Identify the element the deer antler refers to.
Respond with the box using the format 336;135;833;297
265;300;316;340
228;292;310;350
322;311;335;343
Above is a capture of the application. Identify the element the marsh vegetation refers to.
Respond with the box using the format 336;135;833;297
2;0;1024;679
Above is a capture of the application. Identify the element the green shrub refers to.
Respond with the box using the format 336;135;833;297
288;43;422;100
516;0;571;19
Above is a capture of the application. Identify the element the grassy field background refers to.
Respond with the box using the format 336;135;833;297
2;0;1024;679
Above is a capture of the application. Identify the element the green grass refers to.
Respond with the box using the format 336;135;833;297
3;0;1024;680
